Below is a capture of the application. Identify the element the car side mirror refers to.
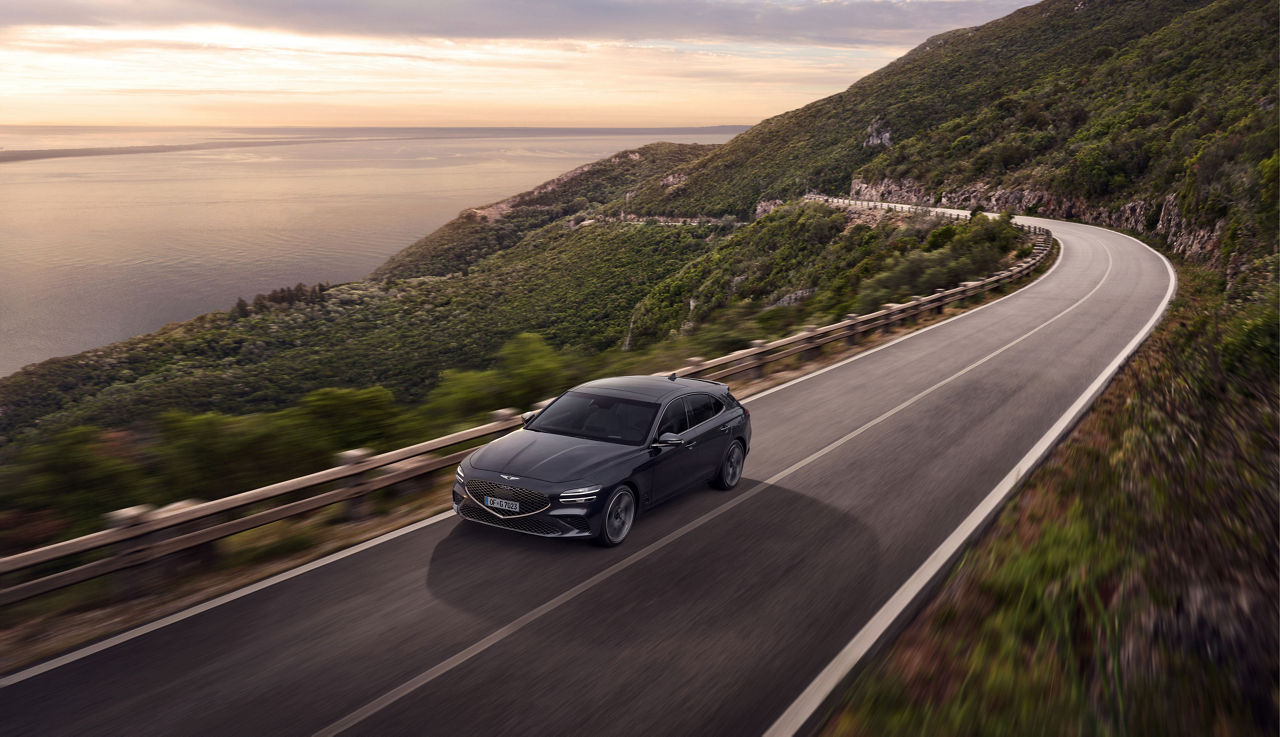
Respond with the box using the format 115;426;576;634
654;432;684;447
520;411;538;425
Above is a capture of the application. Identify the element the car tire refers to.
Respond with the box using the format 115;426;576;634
594;485;636;547
710;440;745;490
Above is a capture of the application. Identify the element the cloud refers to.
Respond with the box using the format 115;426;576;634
1;0;1033;47
0;1;1038;126
0;23;884;126
104;87;443;95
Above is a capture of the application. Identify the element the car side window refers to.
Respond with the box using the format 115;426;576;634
656;398;691;436
686;394;723;428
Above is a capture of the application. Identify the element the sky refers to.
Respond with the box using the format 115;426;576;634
1;1;1035;128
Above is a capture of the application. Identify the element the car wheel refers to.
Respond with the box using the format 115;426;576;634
710;440;745;490
594;486;636;547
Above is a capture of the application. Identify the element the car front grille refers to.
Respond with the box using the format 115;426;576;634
564;516;591;534
457;502;565;536
465;479;550;518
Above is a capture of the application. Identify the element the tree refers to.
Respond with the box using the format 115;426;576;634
296;387;399;451
422;369;503;420
495;333;567;409
8;426;152;531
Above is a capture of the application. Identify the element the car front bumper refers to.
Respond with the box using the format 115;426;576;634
452;473;602;539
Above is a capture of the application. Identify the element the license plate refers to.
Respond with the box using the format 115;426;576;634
484;496;520;513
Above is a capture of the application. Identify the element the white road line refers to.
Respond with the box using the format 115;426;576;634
0;214;1063;688
762;225;1176;737
313;230;1115;737
0;511;457;688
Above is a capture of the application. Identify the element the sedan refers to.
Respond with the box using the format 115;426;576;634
453;375;751;546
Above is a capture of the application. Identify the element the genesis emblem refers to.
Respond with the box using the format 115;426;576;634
500;474;520;481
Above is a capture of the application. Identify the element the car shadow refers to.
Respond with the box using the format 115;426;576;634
426;480;884;636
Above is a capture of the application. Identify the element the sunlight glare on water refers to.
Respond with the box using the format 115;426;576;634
0;127;740;377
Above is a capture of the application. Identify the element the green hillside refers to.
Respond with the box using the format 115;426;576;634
625;201;1023;344
372;141;718;280
627;0;1276;271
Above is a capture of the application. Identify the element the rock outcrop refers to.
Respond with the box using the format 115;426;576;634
849;177;1223;265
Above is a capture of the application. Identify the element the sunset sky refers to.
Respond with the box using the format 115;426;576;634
2;1;1033;127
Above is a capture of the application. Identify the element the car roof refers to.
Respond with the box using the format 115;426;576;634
571;375;726;403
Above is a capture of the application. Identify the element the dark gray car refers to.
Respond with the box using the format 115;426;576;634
453;375;752;546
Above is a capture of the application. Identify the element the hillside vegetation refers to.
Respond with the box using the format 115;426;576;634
372;142;718;279
627;0;1276;271
627;203;1023;343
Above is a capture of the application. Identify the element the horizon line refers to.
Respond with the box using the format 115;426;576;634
0;124;755;131
0;125;752;164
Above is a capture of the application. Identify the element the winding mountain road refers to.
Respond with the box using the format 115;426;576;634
1;213;1174;737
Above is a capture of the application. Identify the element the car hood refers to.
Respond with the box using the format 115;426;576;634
469;429;639;483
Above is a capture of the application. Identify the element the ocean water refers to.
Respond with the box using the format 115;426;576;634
0;126;744;377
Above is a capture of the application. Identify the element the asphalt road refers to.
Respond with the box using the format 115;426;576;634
1;215;1174;737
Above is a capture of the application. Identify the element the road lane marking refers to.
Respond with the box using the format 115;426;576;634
313;234;1117;736
763;227;1176;737
0;511;457;688
0;214;1065;689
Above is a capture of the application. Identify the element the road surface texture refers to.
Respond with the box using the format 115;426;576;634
2;215;1174;737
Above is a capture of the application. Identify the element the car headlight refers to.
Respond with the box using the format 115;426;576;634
558;485;601;504
455;465;465;484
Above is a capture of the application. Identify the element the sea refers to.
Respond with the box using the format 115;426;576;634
0;126;746;378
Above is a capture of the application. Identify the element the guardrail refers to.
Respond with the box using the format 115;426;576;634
0;201;1054;608
0;416;524;607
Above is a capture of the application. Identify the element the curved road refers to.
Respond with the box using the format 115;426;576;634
2;214;1174;737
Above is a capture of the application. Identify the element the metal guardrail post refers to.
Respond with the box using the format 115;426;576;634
931;289;947;315
800;326;821;362
843;315;861;346
744;341;768;379
906;298;924;324
103;504;155;600
336;448;374;521
151;499;215;577
377;455;438;498
881;304;905;330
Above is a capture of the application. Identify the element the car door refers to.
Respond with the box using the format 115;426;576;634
683;393;732;480
651;397;700;503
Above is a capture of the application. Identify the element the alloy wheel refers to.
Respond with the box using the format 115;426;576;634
604;488;635;544
724;442;744;487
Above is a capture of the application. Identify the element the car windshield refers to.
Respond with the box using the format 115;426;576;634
526;391;659;446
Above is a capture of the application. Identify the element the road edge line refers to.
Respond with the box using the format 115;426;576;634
761;225;1177;737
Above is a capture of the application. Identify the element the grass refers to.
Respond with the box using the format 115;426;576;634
821;256;1278;736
